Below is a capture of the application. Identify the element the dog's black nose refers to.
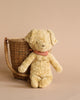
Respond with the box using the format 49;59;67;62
42;45;45;47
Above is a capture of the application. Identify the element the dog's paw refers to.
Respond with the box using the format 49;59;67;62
18;65;26;73
56;66;63;73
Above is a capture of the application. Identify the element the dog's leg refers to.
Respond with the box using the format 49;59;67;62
30;75;41;88
39;76;53;88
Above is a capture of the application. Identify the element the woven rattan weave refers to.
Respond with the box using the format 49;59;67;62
4;37;31;80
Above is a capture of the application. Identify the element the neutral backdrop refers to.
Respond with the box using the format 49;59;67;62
0;0;80;100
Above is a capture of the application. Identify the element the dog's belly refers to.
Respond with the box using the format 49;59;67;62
30;61;52;77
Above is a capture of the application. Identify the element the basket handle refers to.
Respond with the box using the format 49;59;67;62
4;37;29;77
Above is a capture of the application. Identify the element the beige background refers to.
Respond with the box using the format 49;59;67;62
0;0;80;100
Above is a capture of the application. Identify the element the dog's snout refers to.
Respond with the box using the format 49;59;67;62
42;45;45;47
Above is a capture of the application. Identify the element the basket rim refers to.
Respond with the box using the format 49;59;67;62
8;38;27;42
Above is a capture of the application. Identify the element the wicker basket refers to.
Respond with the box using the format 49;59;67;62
4;37;31;80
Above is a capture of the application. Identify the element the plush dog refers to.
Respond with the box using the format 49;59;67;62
18;29;63;88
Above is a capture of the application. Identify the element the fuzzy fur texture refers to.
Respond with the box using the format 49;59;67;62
18;29;63;88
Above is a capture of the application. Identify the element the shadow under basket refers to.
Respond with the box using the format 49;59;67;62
4;37;31;80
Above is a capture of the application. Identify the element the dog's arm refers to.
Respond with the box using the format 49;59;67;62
18;52;36;73
48;53;63;72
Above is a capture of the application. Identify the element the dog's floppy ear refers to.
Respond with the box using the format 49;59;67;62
47;30;58;45
25;29;37;43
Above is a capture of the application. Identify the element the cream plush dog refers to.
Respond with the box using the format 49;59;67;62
18;29;63;88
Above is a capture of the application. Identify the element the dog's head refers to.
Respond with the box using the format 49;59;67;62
25;29;57;52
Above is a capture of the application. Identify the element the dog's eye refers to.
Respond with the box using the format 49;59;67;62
36;41;38;44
